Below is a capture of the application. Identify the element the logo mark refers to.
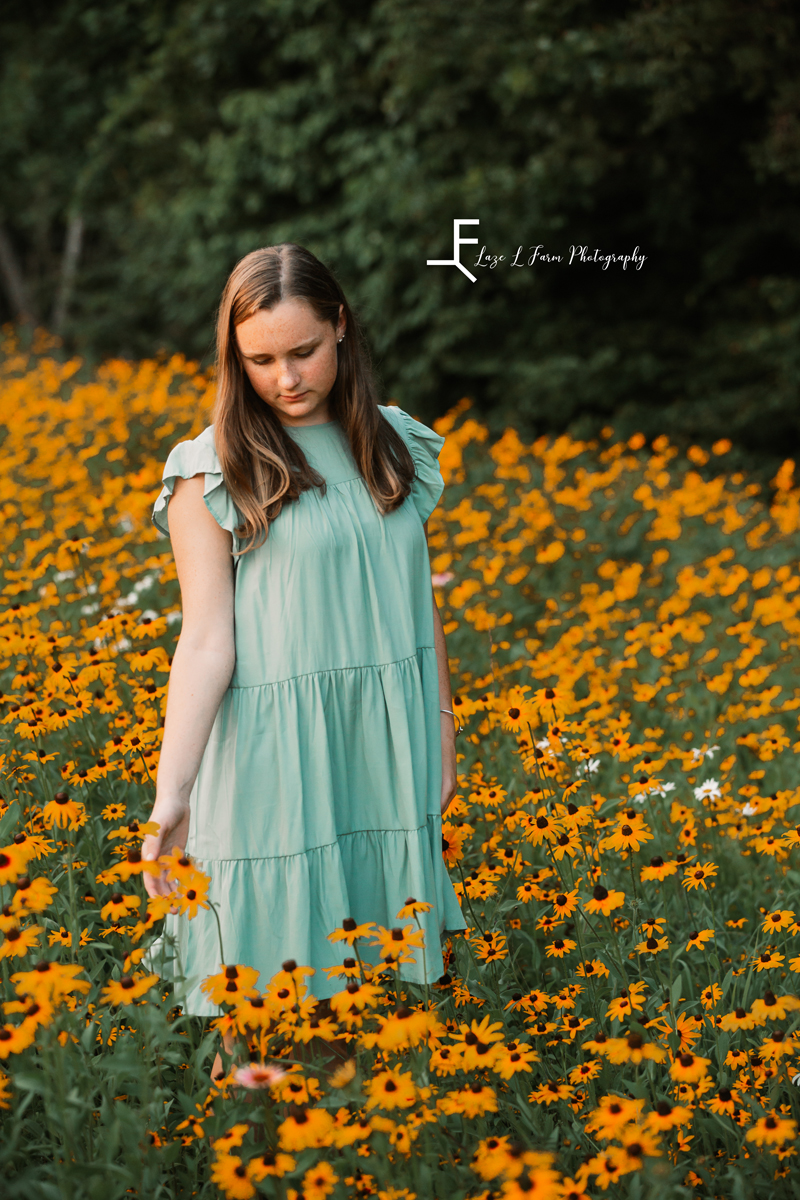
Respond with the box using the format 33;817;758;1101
427;219;480;283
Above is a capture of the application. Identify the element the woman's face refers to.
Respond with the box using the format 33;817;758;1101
235;298;346;427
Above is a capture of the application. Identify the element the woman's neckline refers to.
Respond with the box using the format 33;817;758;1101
282;418;339;430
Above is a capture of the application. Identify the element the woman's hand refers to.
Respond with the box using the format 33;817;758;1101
440;713;458;815
141;795;190;900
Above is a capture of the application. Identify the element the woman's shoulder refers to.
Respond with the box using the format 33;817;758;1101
377;404;445;458
153;424;239;542
377;405;446;523
160;424;221;477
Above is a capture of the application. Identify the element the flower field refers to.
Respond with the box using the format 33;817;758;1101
3;331;800;1198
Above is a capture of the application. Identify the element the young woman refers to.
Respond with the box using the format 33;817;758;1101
142;244;467;1054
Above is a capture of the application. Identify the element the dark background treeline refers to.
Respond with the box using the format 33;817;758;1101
1;0;799;461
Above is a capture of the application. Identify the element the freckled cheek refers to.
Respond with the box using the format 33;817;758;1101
303;351;338;392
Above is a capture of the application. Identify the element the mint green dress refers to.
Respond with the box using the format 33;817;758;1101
150;404;466;1014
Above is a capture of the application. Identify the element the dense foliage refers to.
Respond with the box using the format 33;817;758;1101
4;337;800;1195
1;0;800;453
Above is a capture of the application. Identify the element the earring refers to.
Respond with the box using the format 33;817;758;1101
337;335;344;343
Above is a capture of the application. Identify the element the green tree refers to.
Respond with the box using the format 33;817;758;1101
1;0;798;455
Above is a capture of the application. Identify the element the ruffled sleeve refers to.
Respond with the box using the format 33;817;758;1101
151;425;242;554
379;404;446;523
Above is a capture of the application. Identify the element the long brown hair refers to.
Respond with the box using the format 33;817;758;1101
211;243;416;556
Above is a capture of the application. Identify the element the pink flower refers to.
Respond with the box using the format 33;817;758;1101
233;1063;287;1089
431;572;454;587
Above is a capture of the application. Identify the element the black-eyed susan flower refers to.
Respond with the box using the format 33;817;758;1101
581;1030;610;1054
0;1021;37;1058
575;959;610;979
639;916;666;936
683;861;718;891
363;1067;417;1111
552;889;579;917
645;1100;692;1132
568;1060;601;1085
201;965;260;1007
100;972;159;1006
603;819;654;854
618;1124;662;1167
297;1161;338;1198
546;938;576;959
553;983;583;1009
515;880;539;903
0;847;25;888
636;935;669;956
669;1052;711;1083
328;981;383;1028
276;1106;336;1151
208;1147;255;1195
523;808;563;846
752;949;785;972
396;897;432;920
761;908;795;933
700;982;722;1010
585;1094;645;1137
725;1047;749;1070
493;1041;539;1079
745;1113;797;1147
673;1011;703;1051
751;990;800;1021
100;892;141;922
760;1029;797;1061
640;856;678;882
440;1082;499;1118
559;1015;593;1040
13;998;54;1031
441;823;468;865
685;929;714;951
10;876;57;915
535;914;564;935
529;1079;574;1105
371;924;425;963
0;925;42;961
107;819;159;843
720;1006;757;1032
246;1150;296;1180
41;793;87;831
560;1175;592;1200
604;1032;667;1065
47;926;89;949
373;1005;436;1052
606;982;647;1023
584;884;626;916
232;994;273;1034
101;847;162;884
172;871;210;919
428;1045;462;1077
585;1148;626;1190
473;931;508;963
100;803;126;821
470;1134;515;1182
706;1086;740;1116
552;830;582;861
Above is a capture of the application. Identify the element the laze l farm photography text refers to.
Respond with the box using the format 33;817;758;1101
475;244;648;270
426;219;647;282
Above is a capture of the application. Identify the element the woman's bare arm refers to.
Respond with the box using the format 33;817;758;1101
142;473;236;896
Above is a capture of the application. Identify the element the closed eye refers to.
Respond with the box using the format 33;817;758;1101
249;345;318;364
